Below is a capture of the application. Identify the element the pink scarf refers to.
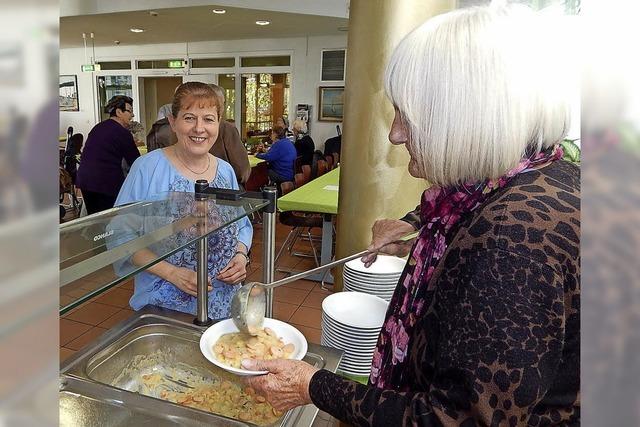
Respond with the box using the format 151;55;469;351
370;146;563;389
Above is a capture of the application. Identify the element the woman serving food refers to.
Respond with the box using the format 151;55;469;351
244;5;580;426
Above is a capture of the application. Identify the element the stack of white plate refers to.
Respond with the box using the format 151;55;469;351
342;255;406;302
321;292;388;376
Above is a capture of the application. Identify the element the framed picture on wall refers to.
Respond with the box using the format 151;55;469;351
318;86;344;122
59;75;79;111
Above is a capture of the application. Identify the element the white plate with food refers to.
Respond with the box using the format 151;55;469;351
200;318;308;376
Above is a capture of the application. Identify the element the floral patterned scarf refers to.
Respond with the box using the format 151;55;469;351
370;145;564;389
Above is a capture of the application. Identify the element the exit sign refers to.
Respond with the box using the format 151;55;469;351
168;60;184;68
81;64;101;72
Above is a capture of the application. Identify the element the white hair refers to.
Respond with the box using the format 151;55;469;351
292;119;308;133
384;4;571;186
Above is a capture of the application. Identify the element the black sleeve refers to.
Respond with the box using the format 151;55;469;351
309;249;569;427
121;131;140;167
399;205;421;230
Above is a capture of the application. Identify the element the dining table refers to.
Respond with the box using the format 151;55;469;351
245;154;268;191
248;154;265;168
277;166;340;284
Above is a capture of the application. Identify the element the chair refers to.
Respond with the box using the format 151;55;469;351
294;173;306;188
301;164;311;183
275;180;322;268
60;133;84;217
325;155;334;170
280;181;295;195
294;155;304;174
332;152;340;167
316;159;328;176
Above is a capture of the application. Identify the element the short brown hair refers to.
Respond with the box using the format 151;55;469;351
272;125;287;139
171;82;221;119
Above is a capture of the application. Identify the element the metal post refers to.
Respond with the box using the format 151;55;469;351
194;180;212;326
194;238;211;325
262;186;277;318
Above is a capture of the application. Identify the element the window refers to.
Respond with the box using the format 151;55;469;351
321;50;346;81
96;75;132;121
240;56;290;67
241;73;290;138
96;61;132;70
191;57;235;68
137;59;185;69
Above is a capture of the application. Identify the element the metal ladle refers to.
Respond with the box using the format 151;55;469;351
230;231;419;335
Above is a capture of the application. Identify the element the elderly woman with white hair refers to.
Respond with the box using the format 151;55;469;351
244;5;580;426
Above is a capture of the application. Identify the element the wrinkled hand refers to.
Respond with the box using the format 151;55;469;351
361;219;416;268
242;359;318;412
216;253;248;284
169;266;211;296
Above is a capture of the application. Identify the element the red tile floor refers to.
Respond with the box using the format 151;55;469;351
60;214;340;426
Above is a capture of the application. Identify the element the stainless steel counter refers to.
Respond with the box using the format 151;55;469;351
60;306;343;427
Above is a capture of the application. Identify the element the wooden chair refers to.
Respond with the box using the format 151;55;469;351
325;155;334;170
294;173;306;188
294;155;304;174
280;181;295;195
332;152;340;167
301;164;311;183
316;159;328;176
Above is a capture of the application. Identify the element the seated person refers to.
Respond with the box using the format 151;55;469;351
114;82;251;318
276;116;294;140
323;134;341;157
255;125;296;190
292;119;315;166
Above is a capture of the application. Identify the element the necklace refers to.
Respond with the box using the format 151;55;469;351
174;146;211;175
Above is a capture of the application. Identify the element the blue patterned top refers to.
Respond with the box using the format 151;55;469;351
114;149;252;318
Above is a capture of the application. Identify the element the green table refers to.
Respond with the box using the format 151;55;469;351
277;167;340;283
248;155;265;168
278;167;339;214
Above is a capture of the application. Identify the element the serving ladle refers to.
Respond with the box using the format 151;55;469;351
230;231;419;335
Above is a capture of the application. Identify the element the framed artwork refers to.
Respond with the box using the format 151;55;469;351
318;86;344;122
59;75;79;111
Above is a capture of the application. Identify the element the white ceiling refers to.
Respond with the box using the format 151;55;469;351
60;3;350;48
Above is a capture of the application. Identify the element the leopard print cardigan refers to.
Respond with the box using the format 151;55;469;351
309;160;580;426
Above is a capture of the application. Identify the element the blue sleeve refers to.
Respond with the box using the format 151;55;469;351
115;157;150;205
255;141;282;162
108;157;151;276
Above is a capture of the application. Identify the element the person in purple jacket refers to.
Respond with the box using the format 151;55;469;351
255;125;296;193
76;95;140;214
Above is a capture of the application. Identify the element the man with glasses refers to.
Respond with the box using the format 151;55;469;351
76;95;141;214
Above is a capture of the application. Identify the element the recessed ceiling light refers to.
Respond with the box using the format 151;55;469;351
130;28;145;33
255;20;270;26
212;9;226;14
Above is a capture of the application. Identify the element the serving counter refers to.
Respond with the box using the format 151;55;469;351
60;187;343;426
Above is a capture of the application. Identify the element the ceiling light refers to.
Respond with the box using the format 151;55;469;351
255;20;270;26
129;28;145;33
212;9;226;14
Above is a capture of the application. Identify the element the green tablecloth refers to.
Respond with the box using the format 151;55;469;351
337;369;369;385
248;155;266;168
278;167;340;214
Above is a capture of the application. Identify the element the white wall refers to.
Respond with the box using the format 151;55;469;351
59;34;347;150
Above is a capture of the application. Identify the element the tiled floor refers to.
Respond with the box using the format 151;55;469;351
60;215;340;426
